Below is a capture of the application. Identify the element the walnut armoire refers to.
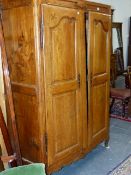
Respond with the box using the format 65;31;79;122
1;0;111;174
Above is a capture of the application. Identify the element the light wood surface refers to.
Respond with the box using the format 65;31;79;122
1;0;111;173
87;11;111;148
42;5;86;168
0;17;22;166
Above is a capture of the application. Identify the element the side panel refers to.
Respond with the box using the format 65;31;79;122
88;12;111;147
2;6;45;162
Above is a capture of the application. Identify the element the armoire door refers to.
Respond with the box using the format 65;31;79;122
42;5;86;168
87;12;111;147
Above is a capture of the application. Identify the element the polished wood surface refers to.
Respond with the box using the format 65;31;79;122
42;5;86;168
42;0;111;14
110;54;117;87
0;18;22;166
112;22;124;75
87;11;111;148
1;0;32;9
2;5;45;163
1;0;111;15
2;7;36;85
1;0;111;173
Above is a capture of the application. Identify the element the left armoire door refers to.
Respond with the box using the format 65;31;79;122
41;4;86;169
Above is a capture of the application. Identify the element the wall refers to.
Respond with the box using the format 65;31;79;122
111;0;131;67
88;0;131;67
88;0;111;4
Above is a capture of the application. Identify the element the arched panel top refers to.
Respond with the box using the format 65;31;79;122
50;15;77;83
50;16;76;30
94;19;110;32
44;5;78;28
88;11;111;77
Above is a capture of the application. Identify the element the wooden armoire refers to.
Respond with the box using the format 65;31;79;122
1;0;111;174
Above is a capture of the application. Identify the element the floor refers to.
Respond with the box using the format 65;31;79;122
53;118;131;175
53;76;131;175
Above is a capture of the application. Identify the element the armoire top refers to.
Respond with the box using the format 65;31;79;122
1;0;111;14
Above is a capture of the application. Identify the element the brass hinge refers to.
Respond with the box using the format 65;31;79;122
0;11;2;20
90;72;93;85
77;73;81;88
85;13;89;20
40;10;44;49
44;133;48;154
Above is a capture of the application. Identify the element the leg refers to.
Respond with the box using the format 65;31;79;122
104;139;110;149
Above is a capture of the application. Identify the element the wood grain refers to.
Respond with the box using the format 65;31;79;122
42;5;84;167
1;0;111;15
2;5;46;164
0;17;22;166
1;0;111;173
87;11;111;148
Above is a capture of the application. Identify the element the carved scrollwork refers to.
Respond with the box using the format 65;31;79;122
50;15;76;29
94;19;109;32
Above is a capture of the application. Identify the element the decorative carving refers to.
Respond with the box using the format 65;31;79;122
51;16;76;29
95;19;109;32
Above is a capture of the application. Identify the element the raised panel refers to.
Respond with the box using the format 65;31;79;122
92;83;107;136
51;17;76;83
93;21;108;75
2;6;36;84
13;92;41;162
53;91;78;155
88;11;110;147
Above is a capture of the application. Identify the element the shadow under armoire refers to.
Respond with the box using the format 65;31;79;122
1;0;111;174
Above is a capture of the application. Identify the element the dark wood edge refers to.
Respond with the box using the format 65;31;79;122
112;22;122;28
0;145;4;171
0;107;13;155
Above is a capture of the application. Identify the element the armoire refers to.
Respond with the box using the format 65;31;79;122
1;0;111;174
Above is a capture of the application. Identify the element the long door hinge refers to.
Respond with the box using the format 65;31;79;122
44;133;48;154
40;11;44;48
77;73;81;88
85;13;89;20
90;72;93;85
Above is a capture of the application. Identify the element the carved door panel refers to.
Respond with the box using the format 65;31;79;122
87;12;111;147
42;5;86;166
